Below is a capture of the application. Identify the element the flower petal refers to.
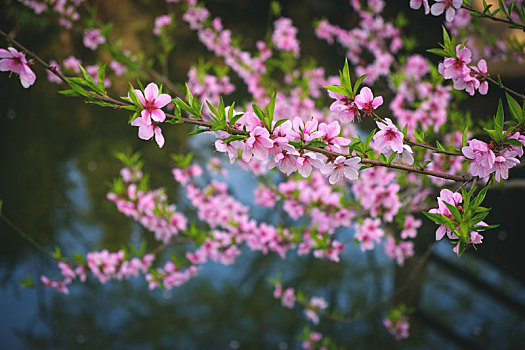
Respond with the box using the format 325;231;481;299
144;82;159;102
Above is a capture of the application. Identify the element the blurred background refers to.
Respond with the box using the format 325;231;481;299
1;0;525;349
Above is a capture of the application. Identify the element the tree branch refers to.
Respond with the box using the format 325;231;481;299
463;4;525;31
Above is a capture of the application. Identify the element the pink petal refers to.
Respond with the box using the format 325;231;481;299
430;3;445;16
138;124;154;140
153;93;172;108
445;7;455;22
140;110;152;125
150;108;166;123
135;89;146;106
154;127;165;148
477;59;487;73
372;96;383;109
479;81;488;95
0;49;12;58
144;83;159;102
360;87;373;102
19;65;36;88
343;167;358;180
329;170;343;185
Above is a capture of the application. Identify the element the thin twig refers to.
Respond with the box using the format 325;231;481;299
0;28;473;182
483;74;525;100
462;4;525;31
405;140;462;156
0;214;58;261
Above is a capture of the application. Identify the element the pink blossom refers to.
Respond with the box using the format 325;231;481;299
242;126;274;162
131;118;165;148
471;59;488;91
63;56;82;73
493;152;519;182
153;15;172;36
429;189;462;241
83;28;106;50
110;60;127;76
0;47;36;88
401;215;422;239
296;152;319;178
320;156;361;185
355;218;384;251
440;45;471;80
410;0;430;14
132;82;172;124
384;318;410;340
431;0;462;22
292;117;323;141
318;121;351;152
373;118;405;154
329;93;360;123
272;17;300;57
462;139;496;178
281;288;296;308
354;87;383;115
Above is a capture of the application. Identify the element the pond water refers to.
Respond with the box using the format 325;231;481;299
1;1;525;349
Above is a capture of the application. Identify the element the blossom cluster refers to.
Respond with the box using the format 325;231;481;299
390;54;452;133
462;133;524;181
428;189;486;254
316;0;402;83
439;45;489;96
107;165;188;243
18;0;83;28
41;251;154;294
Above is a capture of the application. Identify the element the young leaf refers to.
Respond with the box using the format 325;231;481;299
506;92;523;122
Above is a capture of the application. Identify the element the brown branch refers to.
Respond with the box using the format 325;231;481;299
405;140;462;156
463;4;525;31
0;29;69;84
372;113;463;156
303;145;472;182
0;28;473;182
483;73;525;100
0;214;59;261
145;67;184;98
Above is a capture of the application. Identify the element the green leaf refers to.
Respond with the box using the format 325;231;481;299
273;118;288;130
364;129;376;148
456;241;466;257
252;103;267;125
506;92;523;122
97;64;106;92
323;85;350;98
128;83;141;107
442;26;451;53
505;138;523;146
128;111;139;124
443;202;462;222
188;128;209;135
222;135;246;143
230;113;243;126
52;246;63;260
426;48;449;57
20;274;34;288
494;99;505;139
308;140;328;148
462;125;469;147
341;59;352;91
353;74;368;96
423;211;452;226
266;91;277;126
387;152;397;165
